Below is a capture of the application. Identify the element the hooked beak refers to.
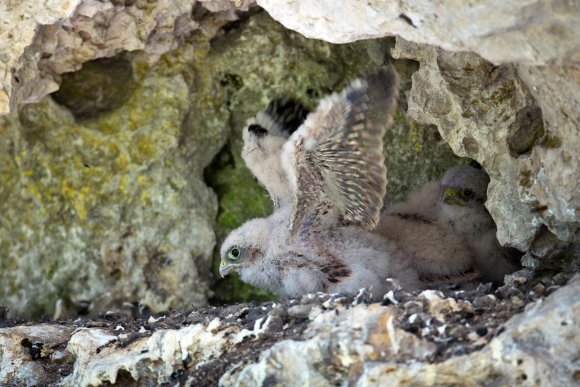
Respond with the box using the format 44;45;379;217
442;188;467;206
219;262;239;278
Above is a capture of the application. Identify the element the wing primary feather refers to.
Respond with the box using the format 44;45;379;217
288;67;400;237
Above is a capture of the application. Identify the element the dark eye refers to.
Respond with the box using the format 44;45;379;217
461;189;475;198
228;246;241;259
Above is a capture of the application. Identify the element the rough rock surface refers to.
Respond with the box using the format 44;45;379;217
392;38;580;253
0;0;254;116
0;0;82;115
256;0;580;66
0;60;218;317
0;274;576;386
0;1;258;317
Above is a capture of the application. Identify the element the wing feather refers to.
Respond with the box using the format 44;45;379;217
284;67;399;239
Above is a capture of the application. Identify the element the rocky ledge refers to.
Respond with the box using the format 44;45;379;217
1;273;578;386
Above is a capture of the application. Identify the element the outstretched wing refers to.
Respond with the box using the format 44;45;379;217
283;67;399;239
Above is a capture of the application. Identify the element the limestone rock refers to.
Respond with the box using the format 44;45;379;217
0;55;220;317
0;274;576;386
358;275;580;386
256;0;580;65
227;276;580;385
392;38;580;252
1;0;254;116
514;65;580;244
0;0;82;116
220;304;437;386
0;324;77;385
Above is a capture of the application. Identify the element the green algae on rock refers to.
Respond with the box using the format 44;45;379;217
0;58;218;317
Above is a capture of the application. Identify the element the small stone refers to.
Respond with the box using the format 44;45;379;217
539;276;555;287
447;324;468;338
495;284;509;299
50;350;72;364
452;290;468;300
450;345;469;356
403;300;424;315
418;290;445;301
407;312;432;328
266;315;284;332
504;269;535;286
315;293;330;302
509;296;525;308
496;285;524;300
382;291;399;306
473;295;496;309
467;331;480;342
546;285;561;295
553;273;572;286
287;304;313;319
321;298;333;309
384;278;402;292
352;288;373;305
420;327;432;337
476;283;493;294
393;290;414;304
269;304;288;319
521;253;541;269
333;297;349;307
475;326;489;336
300;293;320;305
530;283;547;299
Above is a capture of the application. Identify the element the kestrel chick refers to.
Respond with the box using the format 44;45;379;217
438;165;521;282
382;165;521;283
242;98;310;208
374;213;480;287
220;206;419;298
220;68;471;299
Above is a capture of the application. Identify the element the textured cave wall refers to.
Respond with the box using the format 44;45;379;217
256;0;580;65
0;0;249;317
0;50;221;317
0;0;81;115
0;0;255;116
391;39;580;255
0;1;579;386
